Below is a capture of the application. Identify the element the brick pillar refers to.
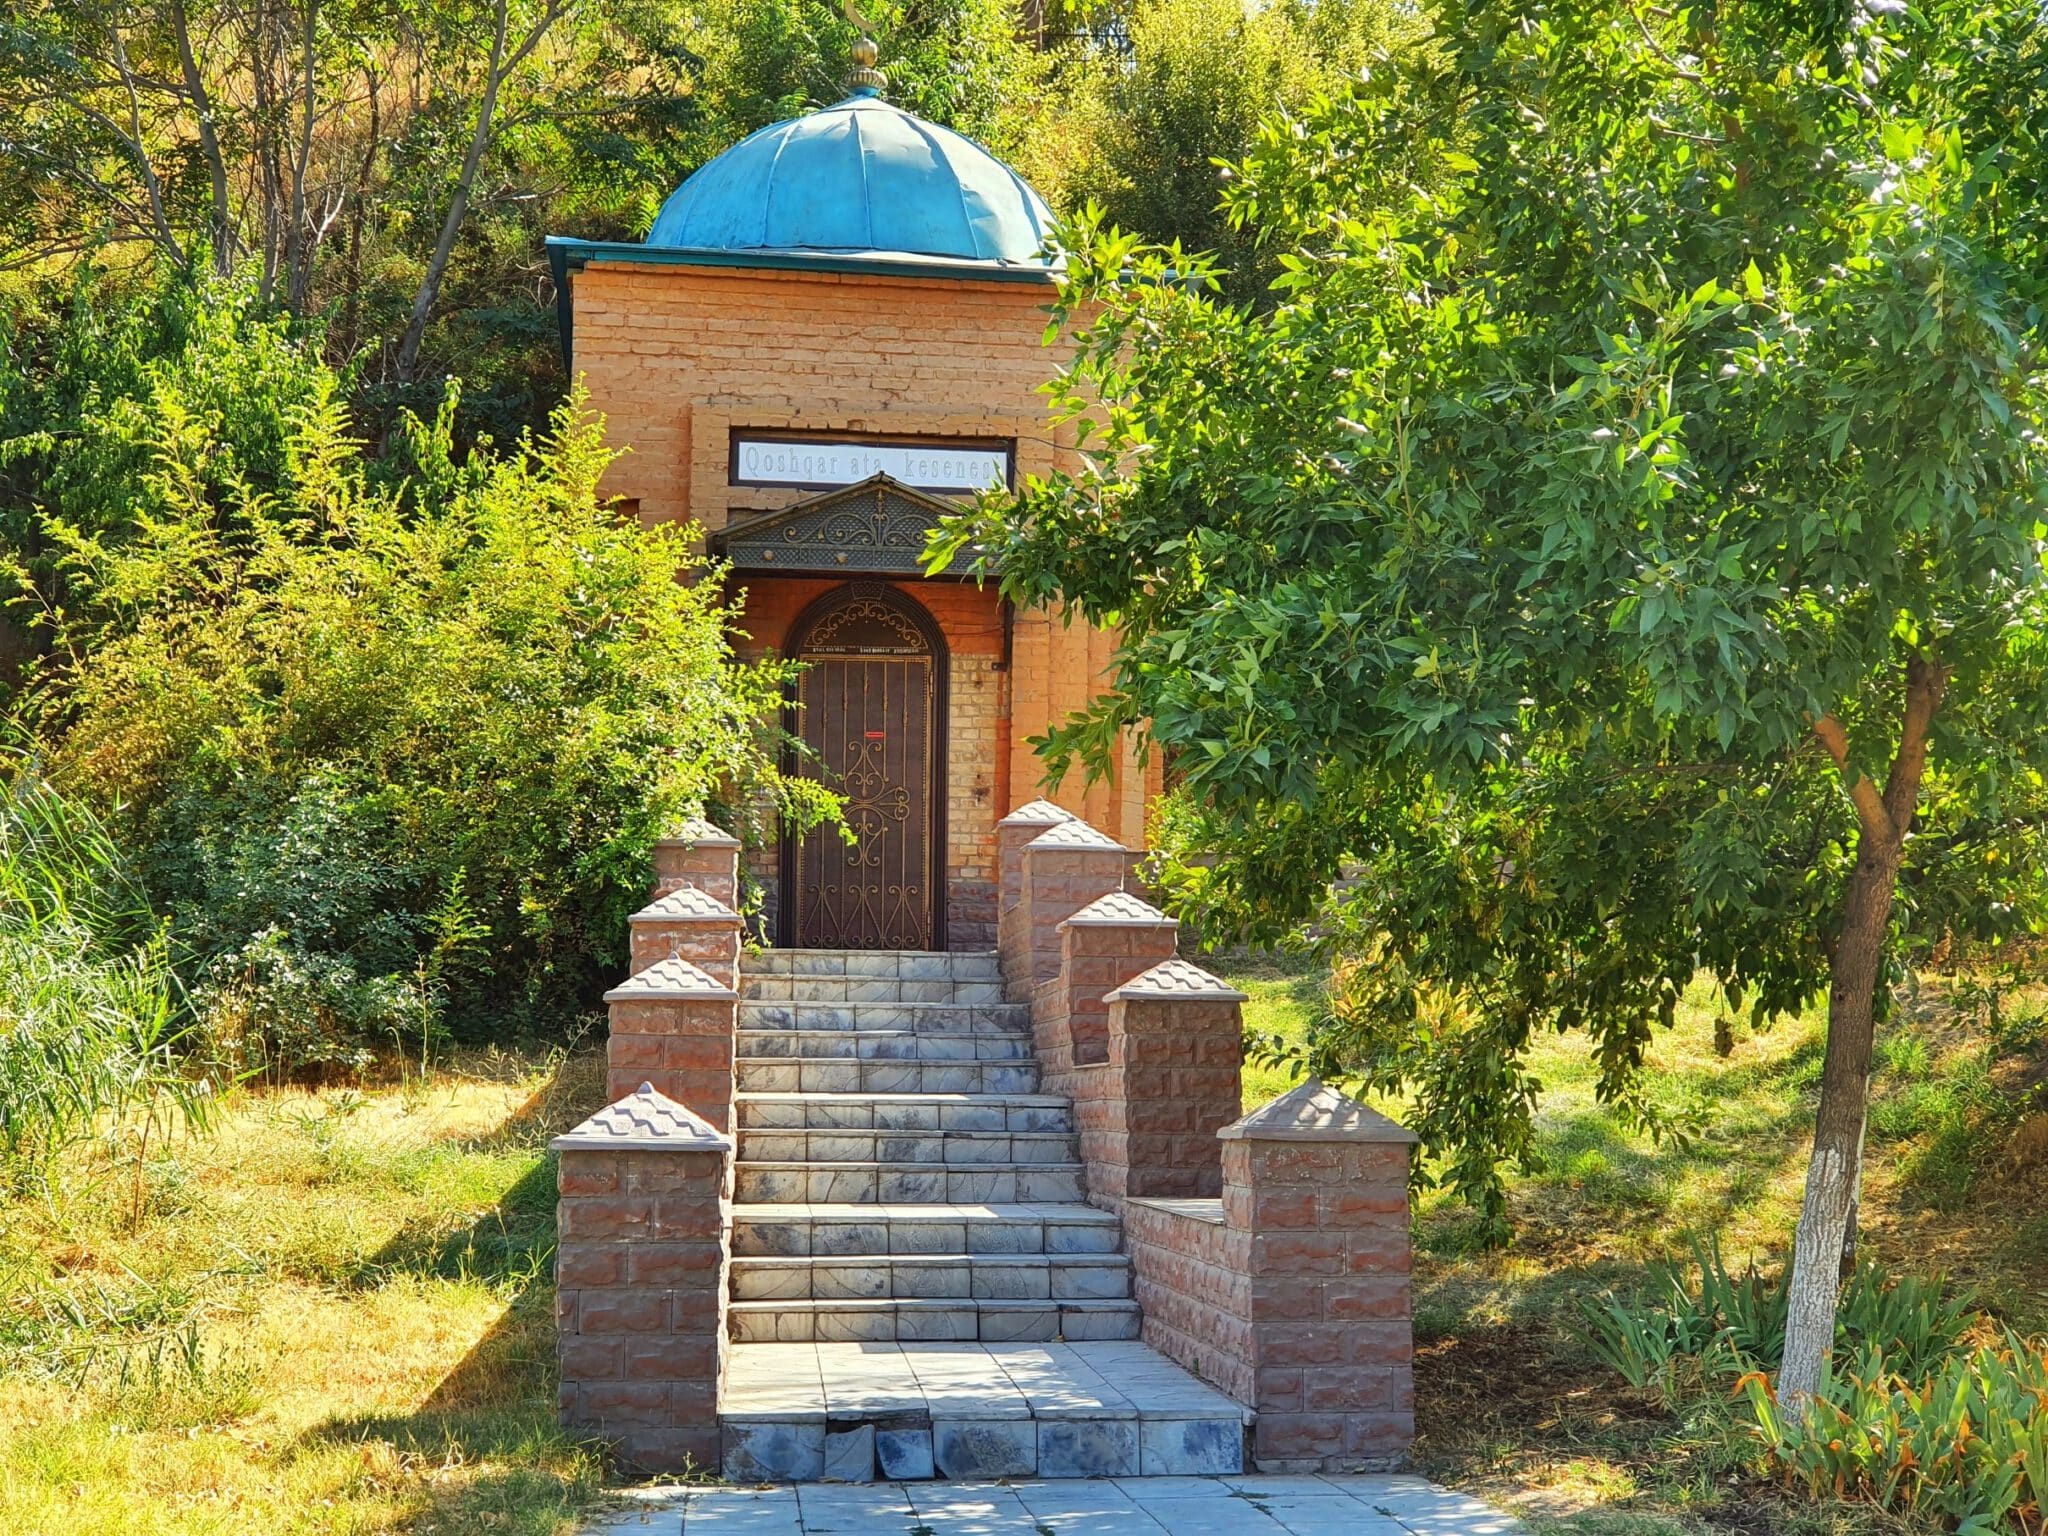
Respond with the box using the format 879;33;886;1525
1054;892;1179;1068
996;798;1076;917
652;817;742;907
1103;958;1246;1199
605;957;740;1132
629;886;743;987
1003;818;1128;1002
1219;1081;1417;1473
555;1083;732;1475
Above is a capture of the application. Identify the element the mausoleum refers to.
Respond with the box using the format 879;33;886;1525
547;40;1156;952
546;45;1418;1486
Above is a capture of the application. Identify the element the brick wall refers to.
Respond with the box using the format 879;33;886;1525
1122;1200;1255;1404
609;834;743;1128
994;802;1419;1472
570;264;1064;539
1221;1126;1416;1471
554;1085;733;1474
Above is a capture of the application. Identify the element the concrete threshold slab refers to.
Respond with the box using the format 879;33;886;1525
719;1339;1248;1482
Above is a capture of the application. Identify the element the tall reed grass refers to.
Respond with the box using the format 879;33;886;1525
0;760;210;1184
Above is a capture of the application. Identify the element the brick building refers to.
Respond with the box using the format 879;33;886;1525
547;48;1156;951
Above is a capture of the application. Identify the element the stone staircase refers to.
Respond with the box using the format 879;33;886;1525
720;947;1247;1480
728;947;1140;1345
562;814;1415;1481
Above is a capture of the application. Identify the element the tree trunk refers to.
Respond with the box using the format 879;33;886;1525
395;0;565;383
1838;1119;1867;1280
106;11;187;270
1778;834;1895;1401
340;64;379;361
168;0;236;275
1781;659;1948;1405
285;0;321;314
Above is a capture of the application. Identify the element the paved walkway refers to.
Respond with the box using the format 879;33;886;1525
583;1475;1522;1535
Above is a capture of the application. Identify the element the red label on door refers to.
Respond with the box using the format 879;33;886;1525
865;730;886;739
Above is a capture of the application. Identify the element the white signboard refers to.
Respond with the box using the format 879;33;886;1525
732;436;1010;493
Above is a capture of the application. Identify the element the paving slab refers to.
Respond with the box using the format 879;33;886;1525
1126;1497;1291;1536
640;1474;1521;1535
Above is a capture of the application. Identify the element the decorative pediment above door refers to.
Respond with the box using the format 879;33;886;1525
710;473;986;577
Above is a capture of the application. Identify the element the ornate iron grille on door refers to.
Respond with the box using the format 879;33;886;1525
783;584;946;949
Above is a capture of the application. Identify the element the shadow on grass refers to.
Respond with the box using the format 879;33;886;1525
443;1048;611;1155
360;1051;611;1291
296;1055;618;1534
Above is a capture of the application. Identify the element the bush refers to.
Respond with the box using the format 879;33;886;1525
0;764;208;1184
1743;1335;2048;1534
22;362;832;1070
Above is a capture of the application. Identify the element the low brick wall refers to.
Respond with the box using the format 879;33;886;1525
999;819;1131;1003
628;886;743;987
994;800;1419;1473
652;818;742;906
1122;1196;1255;1404
558;822;745;1472
606;826;743;1128
603;958;740;1131
1221;1118;1416;1470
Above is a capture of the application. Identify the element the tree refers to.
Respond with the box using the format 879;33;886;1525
0;0;1057;438
1014;0;1420;300
938;0;2048;1404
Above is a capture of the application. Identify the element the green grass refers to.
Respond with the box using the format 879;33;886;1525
1216;953;2048;1533
0;1050;634;1536
1229;950;1330;1111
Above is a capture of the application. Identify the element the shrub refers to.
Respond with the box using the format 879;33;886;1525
0;763;209;1184
1743;1334;2048;1534
24;370;833;1068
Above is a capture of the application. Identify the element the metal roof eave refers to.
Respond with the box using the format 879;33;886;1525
545;236;1062;286
708;472;998;580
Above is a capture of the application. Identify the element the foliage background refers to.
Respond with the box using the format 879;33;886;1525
10;319;829;1070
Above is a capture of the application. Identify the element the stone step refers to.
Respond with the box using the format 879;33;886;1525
739;1000;1028;1032
743;949;1002;980
737;1029;1031;1062
727;1296;1142;1344
736;1059;1042;1095
732;1201;1122;1257
719;1340;1248;1481
735;1161;1087;1205
740;976;1009;1005
731;1253;1132;1303
735;1091;1073;1134
737;1128;1079;1167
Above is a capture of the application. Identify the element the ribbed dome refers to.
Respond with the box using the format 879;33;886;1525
646;93;1055;265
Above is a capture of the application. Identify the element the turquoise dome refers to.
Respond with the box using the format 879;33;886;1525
646;92;1055;264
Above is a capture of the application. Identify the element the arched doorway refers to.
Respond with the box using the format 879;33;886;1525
779;582;947;950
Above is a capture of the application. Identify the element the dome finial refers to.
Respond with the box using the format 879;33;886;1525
848;36;887;96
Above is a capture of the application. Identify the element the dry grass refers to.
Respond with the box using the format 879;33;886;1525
0;1048;625;1536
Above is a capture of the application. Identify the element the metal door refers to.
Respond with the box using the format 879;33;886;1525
785;588;941;949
